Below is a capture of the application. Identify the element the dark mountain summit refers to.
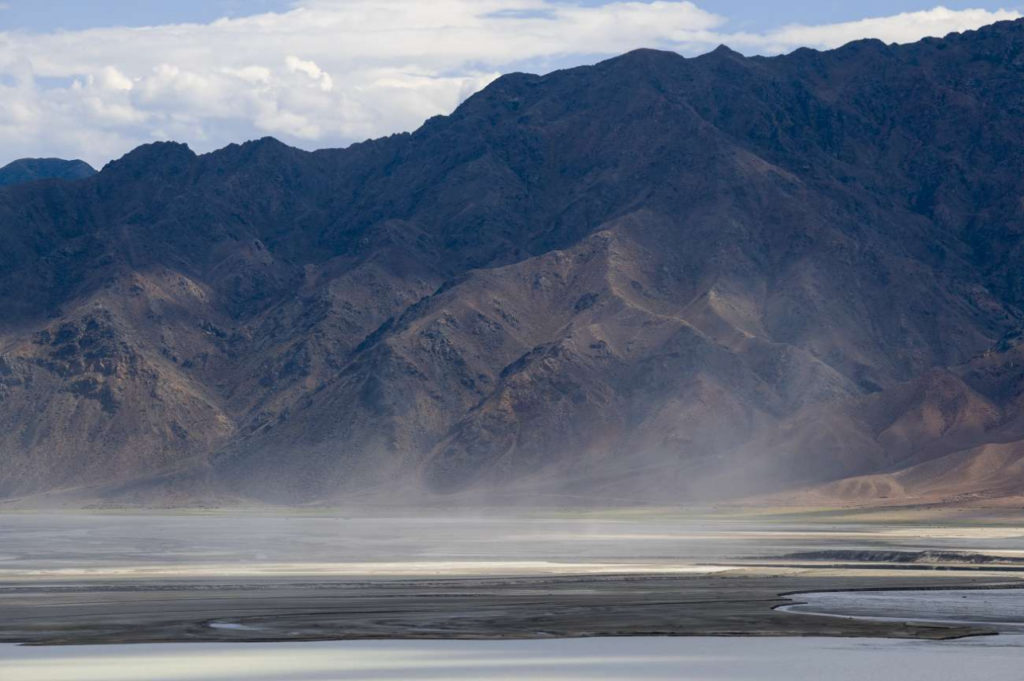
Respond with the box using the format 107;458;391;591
0;158;96;186
4;20;1024;505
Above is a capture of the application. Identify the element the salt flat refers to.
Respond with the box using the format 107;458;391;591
4;511;1023;578
3;636;1023;681
781;588;1024;629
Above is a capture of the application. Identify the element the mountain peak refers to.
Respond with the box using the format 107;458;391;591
607;47;687;68
707;44;742;58
240;136;290;151
837;37;891;53
100;141;196;179
210;136;300;161
0;158;96;187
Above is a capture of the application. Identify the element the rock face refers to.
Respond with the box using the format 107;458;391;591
0;158;96;186
4;21;1024;504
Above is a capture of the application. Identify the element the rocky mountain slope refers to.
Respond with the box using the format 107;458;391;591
0;158;96;187
4;20;1024;505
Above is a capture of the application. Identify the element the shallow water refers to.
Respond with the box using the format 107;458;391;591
2;636;1023;681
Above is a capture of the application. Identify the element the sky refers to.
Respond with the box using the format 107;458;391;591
0;1;1021;167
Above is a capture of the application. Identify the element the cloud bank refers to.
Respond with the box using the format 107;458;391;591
0;2;1018;166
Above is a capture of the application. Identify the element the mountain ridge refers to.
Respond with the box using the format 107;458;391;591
3;20;1024;505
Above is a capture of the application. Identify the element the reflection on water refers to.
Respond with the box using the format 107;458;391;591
2;636;1023;681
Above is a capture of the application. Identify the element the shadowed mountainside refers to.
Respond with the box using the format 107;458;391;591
4;21;1024;504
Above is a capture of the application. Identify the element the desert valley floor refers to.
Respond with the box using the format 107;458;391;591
3;508;1024;678
3;509;1024;643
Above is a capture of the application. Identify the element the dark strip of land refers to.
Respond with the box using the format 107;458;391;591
2;572;1016;646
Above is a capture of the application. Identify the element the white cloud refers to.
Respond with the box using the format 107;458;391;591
285;56;334;92
0;2;1018;166
96;66;134;92
743;7;1023;53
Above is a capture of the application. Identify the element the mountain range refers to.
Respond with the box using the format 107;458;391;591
3;20;1024;506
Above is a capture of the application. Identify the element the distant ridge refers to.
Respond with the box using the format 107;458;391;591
0;158;96;186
